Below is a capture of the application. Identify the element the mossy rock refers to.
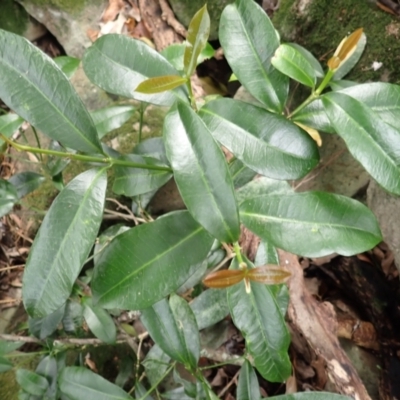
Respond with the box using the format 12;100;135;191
0;0;30;36
168;0;234;40
273;0;400;84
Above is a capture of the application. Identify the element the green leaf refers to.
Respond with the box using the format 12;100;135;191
219;0;288;112
35;355;58;400
229;159;257;189
9;172;45;199
161;42;215;72
329;79;357;91
141;295;199;369
45;141;72;177
240;191;382;258
90;105;135;139
199;98;319;180
0;340;24;355
112;154;172;197
0;29;102;154
0;356;12;372
227;258;291;382
237;361;261;400
58;367;133;400
164;101;240;242
271;394;352;400
294;82;400;133
135;75;187;94
23;168;107;318
53;56;80;79
184;4;210;77
82;297;116;344
0;179;18;217
83;34;189;107
190;288;229;331
236;177;292;205
0;113;24;145
142;344;171;387
29;304;65;339
62;299;84;334
92;211;213;310
333;31;366;81
16;369;49;396
271;43;319;88
322;91;400;194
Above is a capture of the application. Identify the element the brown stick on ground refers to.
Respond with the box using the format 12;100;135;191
279;249;372;400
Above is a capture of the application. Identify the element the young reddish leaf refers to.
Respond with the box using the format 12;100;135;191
135;75;187;94
203;269;246;289
184;4;210;77
247;265;291;285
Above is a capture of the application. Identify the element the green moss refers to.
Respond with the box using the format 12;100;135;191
0;0;29;35
19;0;104;15
273;0;400;84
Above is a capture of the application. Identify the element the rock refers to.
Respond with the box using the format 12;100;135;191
367;180;400;273
0;0;46;41
168;0;234;40
16;0;107;57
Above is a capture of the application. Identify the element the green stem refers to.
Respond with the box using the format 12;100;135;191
288;69;335;119
233;242;244;265
199;357;244;370
3;351;49;359
138;102;145;143
0;134;172;172
31;126;43;162
186;79;198;112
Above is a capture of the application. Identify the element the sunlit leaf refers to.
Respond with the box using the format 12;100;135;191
135;75;187;94
53;56;80;79
237;361;261;400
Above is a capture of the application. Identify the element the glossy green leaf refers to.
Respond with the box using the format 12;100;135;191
23;168;107;318
29;304;65;339
45;140;72;177
236;177;292;205
0;29;102;154
62;299;84;334
142;344;171;387
141;295;200;369
82;297;116;344
329;79;357;91
53;56;80;79
286;43;324;77
184;4;210;77
190;288;229;331
92;211;213;310
0;113;24;145
135;382;154;400
0;179;18;217
240;191;382;258
35;355;58;400
272;43;318;88
333;31;366;80
294;82;400;133
0;356;12;372
219;0;288;112
58;367;133;400
0;340;24;354
229;159;257;189
135;75;187;94
237;361;261;400
164;101;240;242
161;42;215;72
199;98;319;180
271;394;352;400
9;172;45;199
227;258;291;382
83;34;188;107
133;137;168;163
90;105;135;139
112;154;172;197
322;92;400;194
16;369;49;396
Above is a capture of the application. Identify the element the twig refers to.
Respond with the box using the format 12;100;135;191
218;368;240;398
106;197;142;225
159;0;187;38
0;264;25;272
